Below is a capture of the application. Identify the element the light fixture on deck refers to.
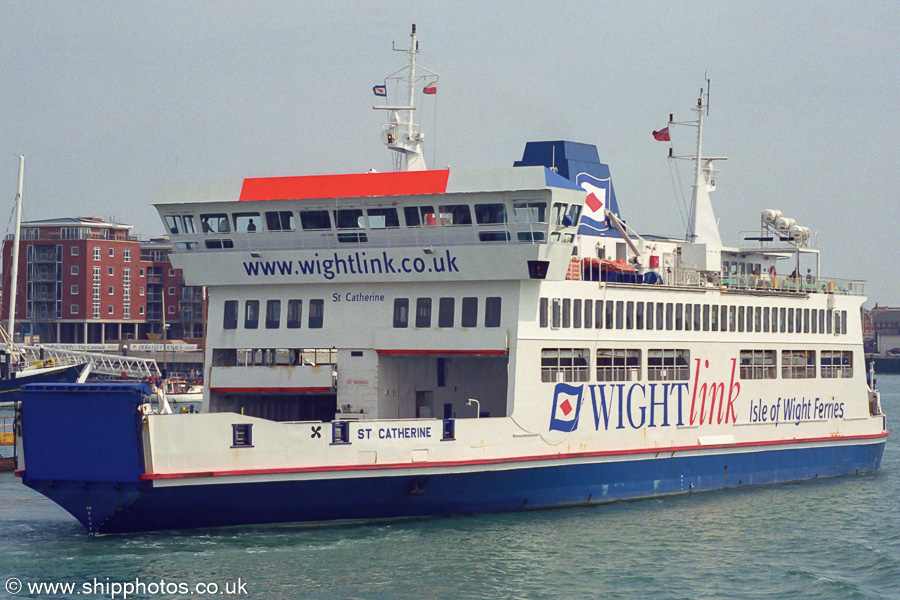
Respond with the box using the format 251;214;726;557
249;251;261;258
423;246;434;255
467;398;481;418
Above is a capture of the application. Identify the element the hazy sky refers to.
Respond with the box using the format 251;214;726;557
1;1;898;305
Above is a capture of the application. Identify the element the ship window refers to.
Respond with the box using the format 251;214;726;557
635;301;643;330
573;299;582;328
164;215;182;234
596;349;641;382
367;207;400;228
826;309;833;334
821;350;852;378
485;297;501;328
541;348;590;383
461;297;478;327
584;299;593;329
300;210;332;230
675;304;684;331
181;215;196;234
309;299;324;328
841;310;847;335
684;304;692;331
780;307;787;333
266;300;281;329
201;213;231;233
287;299;302;328
439;297;455;328
595;300;604;329
438;204;472;225
803;308;810;333
648;349;690;381
393;298;409;328
539;298;548;328
728;306;736;332
517;231;545;242
204;239;234;249
646;302;654;330
233;212;260;233
475;203;507;224
818;310;825;334
740;350;776;379
335;209;364;229
755;307;762;332
787;308;795;333
403;206;435;227
513;202;547;223
782;350;815;379
657;303;665;331
763;307;770;332
795;308;802;333
244;300;259;329
337;232;368;243
232;424;253;448
265;211;295;231
703;305;710;331
562;299;571;328
737;306;745;333
605;301;614;329
625;301;634;330
479;231;511;242
811;309;818;334
415;298;432;328
694;305;702;331
552;299;561;328
666;303;674;331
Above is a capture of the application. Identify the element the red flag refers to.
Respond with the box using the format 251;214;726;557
423;82;437;95
652;127;670;142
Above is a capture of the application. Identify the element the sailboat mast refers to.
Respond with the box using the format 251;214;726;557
7;156;24;343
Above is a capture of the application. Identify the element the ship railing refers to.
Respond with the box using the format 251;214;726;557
168;221;551;255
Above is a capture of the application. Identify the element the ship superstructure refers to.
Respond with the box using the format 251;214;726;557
13;31;886;535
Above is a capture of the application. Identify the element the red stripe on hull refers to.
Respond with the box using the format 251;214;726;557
239;169;450;201
210;387;333;393
140;430;888;481
376;349;507;355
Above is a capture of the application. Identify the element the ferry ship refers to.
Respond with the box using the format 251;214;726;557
14;27;887;534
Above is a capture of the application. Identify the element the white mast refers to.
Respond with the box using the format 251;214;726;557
7;156;24;344
374;24;438;171
685;87;725;248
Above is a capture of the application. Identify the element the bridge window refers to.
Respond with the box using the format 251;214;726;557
299;210;331;230
335;208;364;229
201;213;230;233
648;349;690;381
513;202;547;223
403;205;435;227
265;211;295;231
475;203;507;224
367;207;400;228
233;212;260;233
739;349;776;379
438;204;472;225
205;239;234;249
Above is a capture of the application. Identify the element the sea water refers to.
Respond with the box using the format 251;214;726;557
1;377;898;600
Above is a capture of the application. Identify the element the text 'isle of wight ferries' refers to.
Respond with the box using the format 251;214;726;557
242;250;461;280
550;358;741;432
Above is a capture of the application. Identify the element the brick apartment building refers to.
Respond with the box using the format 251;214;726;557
1;217;204;344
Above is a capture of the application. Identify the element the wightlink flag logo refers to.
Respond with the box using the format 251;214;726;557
549;383;584;432
576;172;611;235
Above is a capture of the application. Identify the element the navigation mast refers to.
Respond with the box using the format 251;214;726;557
374;24;439;171
684;85;726;248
